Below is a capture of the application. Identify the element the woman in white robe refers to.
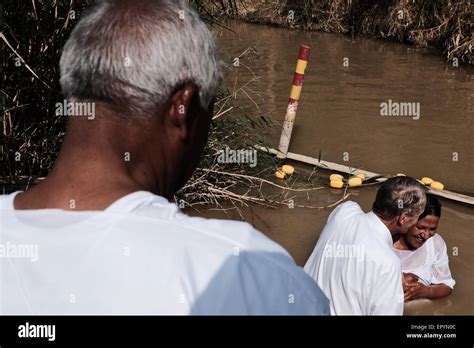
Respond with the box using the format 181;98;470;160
393;195;455;301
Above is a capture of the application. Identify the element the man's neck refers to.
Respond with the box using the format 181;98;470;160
14;153;143;211
373;211;398;235
14;119;161;210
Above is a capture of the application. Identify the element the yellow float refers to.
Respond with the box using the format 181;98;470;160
329;174;344;181
348;177;362;187
281;165;295;175
430;181;444;190
421;177;434;185
330;180;344;189
275;170;286;179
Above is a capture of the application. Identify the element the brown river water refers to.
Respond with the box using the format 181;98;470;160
189;21;474;315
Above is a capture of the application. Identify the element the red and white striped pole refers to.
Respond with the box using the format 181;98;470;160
277;44;310;159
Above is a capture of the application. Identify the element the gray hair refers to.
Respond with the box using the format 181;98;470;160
59;0;221;118
372;176;427;220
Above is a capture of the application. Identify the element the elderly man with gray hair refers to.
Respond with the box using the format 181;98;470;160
0;0;329;315
304;176;427;315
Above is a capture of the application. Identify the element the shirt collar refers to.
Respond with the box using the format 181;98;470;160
104;190;170;213
366;211;393;247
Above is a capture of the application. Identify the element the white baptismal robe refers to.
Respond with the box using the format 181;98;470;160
304;201;404;315
392;234;455;289
0;191;330;315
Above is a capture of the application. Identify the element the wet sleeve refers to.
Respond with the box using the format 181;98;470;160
431;237;456;289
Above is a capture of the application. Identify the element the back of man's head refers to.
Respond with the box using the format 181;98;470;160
59;0;221;119
52;0;222;199
372;176;427;221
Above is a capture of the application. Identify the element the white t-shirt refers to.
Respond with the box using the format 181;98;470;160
392;234;455;289
304;201;404;315
0;191;329;315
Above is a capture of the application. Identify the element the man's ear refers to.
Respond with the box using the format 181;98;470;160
395;214;403;226
398;212;410;225
165;83;199;142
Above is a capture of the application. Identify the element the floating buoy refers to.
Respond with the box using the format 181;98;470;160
281;165;295;175
330;174;343;181
348;177;363;187
421;177;434;185
396;173;406;176
330;180;344;188
355;173;366;180
275;170;286;179
430;181;444;190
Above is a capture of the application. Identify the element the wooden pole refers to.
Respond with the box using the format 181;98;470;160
277;44;310;159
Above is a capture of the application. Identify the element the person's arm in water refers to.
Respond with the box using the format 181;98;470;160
404;281;452;301
403;273;452;301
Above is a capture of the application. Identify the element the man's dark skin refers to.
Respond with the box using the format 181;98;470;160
14;83;213;210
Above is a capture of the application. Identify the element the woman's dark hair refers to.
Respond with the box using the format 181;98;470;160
419;194;442;220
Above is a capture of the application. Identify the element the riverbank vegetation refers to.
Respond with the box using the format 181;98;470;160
193;0;473;65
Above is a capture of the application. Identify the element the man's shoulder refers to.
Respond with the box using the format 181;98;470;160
322;201;367;242
126;196;304;270
135;202;287;254
329;200;365;223
129;200;329;313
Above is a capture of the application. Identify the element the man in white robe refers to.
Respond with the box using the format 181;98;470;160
304;176;427;315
